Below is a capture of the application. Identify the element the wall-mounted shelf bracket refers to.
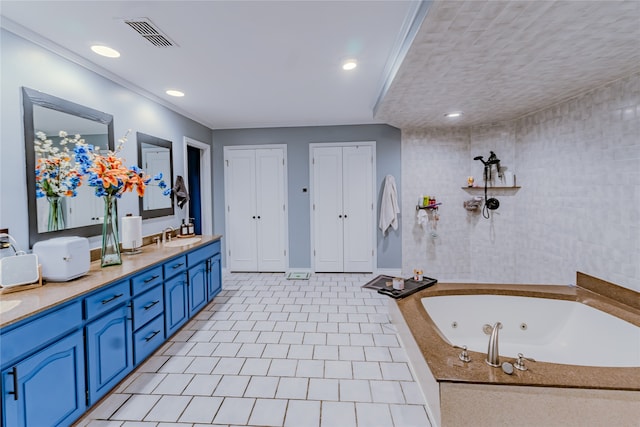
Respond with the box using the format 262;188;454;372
462;186;521;191
416;203;442;211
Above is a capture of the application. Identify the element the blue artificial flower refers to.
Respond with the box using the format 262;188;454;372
36;189;45;198
159;181;167;189
153;172;163;181
162;188;172;196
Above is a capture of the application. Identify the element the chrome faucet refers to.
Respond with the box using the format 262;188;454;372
486;322;502;367
162;227;174;244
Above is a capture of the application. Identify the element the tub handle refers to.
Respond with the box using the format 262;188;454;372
514;353;536;371
453;345;471;363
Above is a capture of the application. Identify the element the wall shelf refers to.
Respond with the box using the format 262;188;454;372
416;203;441;211
462;186;520;191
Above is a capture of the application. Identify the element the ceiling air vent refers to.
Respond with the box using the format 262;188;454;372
123;18;177;48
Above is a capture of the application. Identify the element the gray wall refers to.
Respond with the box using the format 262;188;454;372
212;124;402;270
0;29;213;250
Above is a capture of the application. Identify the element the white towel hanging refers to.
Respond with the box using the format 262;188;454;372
379;175;400;234
417;209;428;228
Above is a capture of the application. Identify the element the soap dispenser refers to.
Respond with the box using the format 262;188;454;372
187;218;195;235
180;219;188;236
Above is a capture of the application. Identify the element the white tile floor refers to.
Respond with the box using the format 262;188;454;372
76;273;432;427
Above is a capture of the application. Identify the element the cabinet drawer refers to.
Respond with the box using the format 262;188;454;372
0;301;82;368
131;265;163;296
132;285;164;331
164;255;187;278
133;315;164;365
84;280;130;321
187;241;220;267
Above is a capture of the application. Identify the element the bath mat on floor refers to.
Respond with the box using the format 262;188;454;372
286;272;310;280
362;275;395;290
362;274;437;299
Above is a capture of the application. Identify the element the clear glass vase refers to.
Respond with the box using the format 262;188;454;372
101;194;122;267
47;196;65;231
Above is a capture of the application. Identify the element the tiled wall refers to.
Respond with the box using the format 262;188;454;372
402;72;639;291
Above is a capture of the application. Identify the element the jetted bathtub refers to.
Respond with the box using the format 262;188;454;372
389;277;640;427
421;294;640;367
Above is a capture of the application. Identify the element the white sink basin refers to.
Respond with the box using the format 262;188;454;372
164;237;202;247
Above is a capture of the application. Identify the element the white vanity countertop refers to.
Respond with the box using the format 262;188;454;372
0;235;222;328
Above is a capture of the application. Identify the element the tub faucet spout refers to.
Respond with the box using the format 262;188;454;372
486;322;502;367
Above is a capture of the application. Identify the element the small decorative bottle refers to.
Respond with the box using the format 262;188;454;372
180;219;188;236
187;218;195;235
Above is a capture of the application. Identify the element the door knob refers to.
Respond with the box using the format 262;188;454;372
338;215;343;218
257;216;261;219
344;214;348;218
252;216;256;219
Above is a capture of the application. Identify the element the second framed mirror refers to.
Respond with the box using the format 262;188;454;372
137;132;174;219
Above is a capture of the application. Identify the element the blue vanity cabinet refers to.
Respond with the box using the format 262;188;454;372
163;255;189;337
2;331;85;427
187;262;208;317
187;241;222;303
0;237;222;427
1;302;85;427
130;266;165;365
84;280;133;406
207;253;222;300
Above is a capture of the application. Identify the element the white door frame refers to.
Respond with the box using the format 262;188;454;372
183;136;213;236
223;144;289;272
309;141;377;273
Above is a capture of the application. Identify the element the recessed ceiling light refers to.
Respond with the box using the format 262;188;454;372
91;45;120;58
444;111;463;118
342;59;358;71
166;90;184;97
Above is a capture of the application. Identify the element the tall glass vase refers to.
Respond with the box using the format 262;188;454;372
101;194;122;267
47;196;65;231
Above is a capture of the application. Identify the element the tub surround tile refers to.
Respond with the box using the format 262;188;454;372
577;271;640;311
440;383;640;427
395;280;640;391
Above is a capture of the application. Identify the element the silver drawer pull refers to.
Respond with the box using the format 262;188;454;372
143;275;160;283
143;300;160;310
101;293;124;304
144;330;161;342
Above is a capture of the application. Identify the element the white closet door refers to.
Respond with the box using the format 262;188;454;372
342;146;373;272
225;149;258;271
255;148;286;272
312;147;344;272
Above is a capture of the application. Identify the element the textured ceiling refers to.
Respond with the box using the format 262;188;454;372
1;1;639;130
375;0;640;129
